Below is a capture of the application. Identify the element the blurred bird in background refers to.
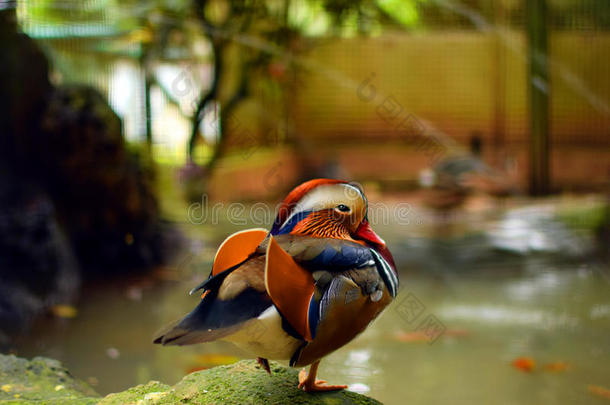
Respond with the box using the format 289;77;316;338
420;134;520;212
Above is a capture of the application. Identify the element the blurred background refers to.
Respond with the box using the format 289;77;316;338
1;0;609;404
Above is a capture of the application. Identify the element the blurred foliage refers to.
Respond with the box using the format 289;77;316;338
14;0;609;184
18;0;428;39
18;0;115;24
17;0;610;40
377;0;421;27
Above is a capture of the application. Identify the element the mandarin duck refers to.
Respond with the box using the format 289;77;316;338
154;179;398;392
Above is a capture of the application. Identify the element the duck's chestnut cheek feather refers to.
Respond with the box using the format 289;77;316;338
354;219;386;248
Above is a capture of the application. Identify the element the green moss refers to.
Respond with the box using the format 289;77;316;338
0;356;381;405
98;381;177;405
166;360;382;405
0;354;99;405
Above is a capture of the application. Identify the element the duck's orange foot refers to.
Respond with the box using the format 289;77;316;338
297;368;347;392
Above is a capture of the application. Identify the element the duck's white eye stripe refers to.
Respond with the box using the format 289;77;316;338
343;184;363;200
371;249;398;298
280;183;362;228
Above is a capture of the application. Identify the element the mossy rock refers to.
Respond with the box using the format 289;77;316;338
0;355;382;404
0;354;99;404
100;360;382;405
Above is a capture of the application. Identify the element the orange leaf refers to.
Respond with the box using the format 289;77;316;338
394;331;429;343
394;329;469;343
511;357;535;372
588;385;610;399
544;361;569;372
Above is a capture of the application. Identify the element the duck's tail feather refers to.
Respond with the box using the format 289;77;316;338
153;288;272;346
153;321;241;346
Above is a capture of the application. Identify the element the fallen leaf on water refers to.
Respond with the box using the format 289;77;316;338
50;305;78;319
443;329;470;338
394;329;469;343
512;357;535;372
394;331;429;343
544;361;570;372
588;385;610;400
1;384;11;393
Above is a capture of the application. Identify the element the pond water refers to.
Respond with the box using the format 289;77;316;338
13;195;610;405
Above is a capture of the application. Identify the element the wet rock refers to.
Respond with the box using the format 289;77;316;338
0;12;80;345
0;184;80;348
38;84;182;277
0;82;182;344
0;11;181;341
0;355;382;405
0;7;52;177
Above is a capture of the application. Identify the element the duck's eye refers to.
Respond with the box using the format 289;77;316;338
336;204;350;213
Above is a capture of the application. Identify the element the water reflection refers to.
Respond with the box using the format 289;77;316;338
488;206;590;256
11;199;610;405
439;305;579;329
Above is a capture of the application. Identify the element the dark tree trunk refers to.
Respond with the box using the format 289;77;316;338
187;41;222;161
205;65;250;173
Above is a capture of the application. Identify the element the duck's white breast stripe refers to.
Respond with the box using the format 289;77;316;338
371;249;398;297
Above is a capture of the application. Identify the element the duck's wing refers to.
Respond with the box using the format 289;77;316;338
264;235;397;345
153;229;271;346
292;268;392;367
188;228;269;296
270;234;397;297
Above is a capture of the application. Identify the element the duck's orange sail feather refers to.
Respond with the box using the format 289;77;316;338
212;228;268;276
264;236;315;341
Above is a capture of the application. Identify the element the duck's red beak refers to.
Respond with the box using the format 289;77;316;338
355;219;386;248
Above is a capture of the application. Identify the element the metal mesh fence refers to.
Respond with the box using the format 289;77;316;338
12;0;610;190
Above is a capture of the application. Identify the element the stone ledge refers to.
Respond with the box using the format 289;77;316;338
0;354;382;405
